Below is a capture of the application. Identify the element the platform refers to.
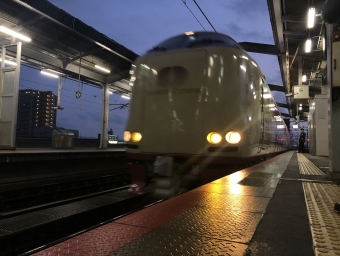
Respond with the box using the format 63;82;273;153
0;147;124;162
26;152;340;255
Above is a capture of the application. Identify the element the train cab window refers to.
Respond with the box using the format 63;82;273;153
147;32;242;53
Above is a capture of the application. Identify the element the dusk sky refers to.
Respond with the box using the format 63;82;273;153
19;0;289;139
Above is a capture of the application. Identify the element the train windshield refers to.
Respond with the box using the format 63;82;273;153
148;32;242;53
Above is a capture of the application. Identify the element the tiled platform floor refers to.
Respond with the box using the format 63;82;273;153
31;152;340;256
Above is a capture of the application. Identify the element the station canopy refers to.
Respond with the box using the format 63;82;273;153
0;0;138;96
240;0;327;120
0;0;329;119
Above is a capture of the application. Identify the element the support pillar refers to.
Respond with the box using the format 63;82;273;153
327;24;340;179
297;57;302;85
99;83;109;149
0;41;22;149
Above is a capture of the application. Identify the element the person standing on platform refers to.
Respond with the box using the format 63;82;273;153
298;128;306;153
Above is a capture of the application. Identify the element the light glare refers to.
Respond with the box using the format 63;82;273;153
131;132;142;142
225;131;241;144
95;65;110;73
305;38;312;53
308;7;315;28
41;70;58;78
0;26;31;42
124;131;131;142
0;58;17;65
207;132;222;144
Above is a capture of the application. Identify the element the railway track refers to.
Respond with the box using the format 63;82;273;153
0;169;130;217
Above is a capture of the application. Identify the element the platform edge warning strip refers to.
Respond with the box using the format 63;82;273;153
303;182;340;255
298;153;325;175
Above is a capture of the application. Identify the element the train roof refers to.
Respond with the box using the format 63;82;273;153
147;31;245;53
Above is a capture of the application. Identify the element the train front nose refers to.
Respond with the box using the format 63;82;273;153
141;50;208;154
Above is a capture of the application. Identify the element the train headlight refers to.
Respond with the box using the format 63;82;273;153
225;131;241;144
207;132;222;144
131;132;142;142
124;131;131;142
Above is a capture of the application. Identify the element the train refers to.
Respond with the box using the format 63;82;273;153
123;31;290;197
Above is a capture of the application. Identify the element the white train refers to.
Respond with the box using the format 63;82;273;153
124;32;290;196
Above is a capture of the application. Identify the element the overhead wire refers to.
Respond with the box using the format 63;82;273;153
192;0;216;32
19;84;102;105
19;84;129;113
21;62;101;90
181;0;206;31
20;78;101;104
20;78;102;99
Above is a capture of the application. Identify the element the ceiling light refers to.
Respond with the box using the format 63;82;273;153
0;58;17;65
302;74;307;82
323;37;325;51
307;7;315;28
46;69;63;75
185;31;194;36
41;70;58;78
305;38;312;53
0;26;31;42
121;95;130;99
95;65;110;73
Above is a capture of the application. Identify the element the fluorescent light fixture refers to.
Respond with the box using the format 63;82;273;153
0;26;31;42
95;65;110;73
41;70;58;78
241;55;249;60
0;58;17;65
121;95;130;99
323;37;325;51
307;7;315;28
305;38;312;53
46;69;63;75
240;65;246;71
302;74;307;82
109;91;113;94
293;124;299;128
185;31;194;35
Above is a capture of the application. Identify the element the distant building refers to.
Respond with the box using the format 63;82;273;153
16;89;57;137
34;126;54;137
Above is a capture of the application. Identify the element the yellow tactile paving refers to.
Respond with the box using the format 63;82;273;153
303;182;340;255
298;153;325;175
